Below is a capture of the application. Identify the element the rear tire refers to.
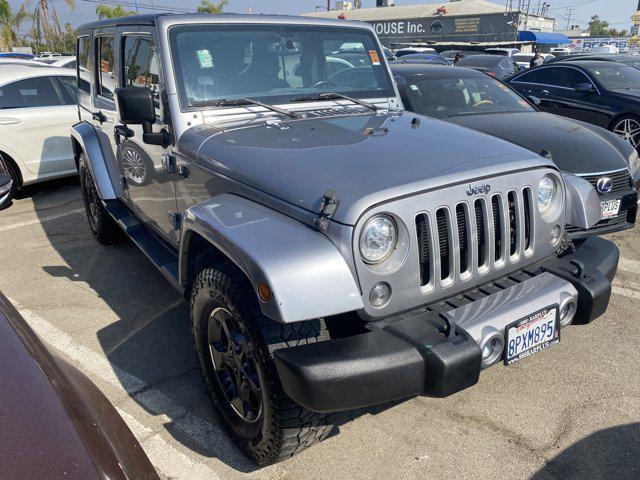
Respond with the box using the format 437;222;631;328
1;152;21;196
190;262;337;466
79;154;122;245
610;114;640;151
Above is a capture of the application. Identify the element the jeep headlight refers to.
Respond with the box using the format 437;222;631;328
538;175;559;215
629;149;640;177
359;215;397;264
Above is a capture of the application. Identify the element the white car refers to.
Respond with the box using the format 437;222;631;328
395;47;437;57
512;53;555;70
484;47;520;57
40;56;77;69
0;65;78;190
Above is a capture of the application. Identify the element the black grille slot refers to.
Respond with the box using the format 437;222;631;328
582;170;633;195
436;209;450;280
508;191;517;256
416;214;430;286
475;199;486;267
523;188;532;250
492;196;502;262
456;204;469;273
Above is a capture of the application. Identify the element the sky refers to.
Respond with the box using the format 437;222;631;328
7;0;638;36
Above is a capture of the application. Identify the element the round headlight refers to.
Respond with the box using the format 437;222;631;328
359;215;397;264
538;175;558;215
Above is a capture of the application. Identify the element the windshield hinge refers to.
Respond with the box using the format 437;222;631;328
314;189;340;232
168;211;181;231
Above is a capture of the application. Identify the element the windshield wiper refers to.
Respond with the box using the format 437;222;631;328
190;97;301;119
291;92;382;112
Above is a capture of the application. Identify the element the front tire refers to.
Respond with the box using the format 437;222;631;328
190;262;336;466
79;154;122;245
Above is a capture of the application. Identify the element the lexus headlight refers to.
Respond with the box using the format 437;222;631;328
359;215;397;264
538;175;558;215
629;149;640;177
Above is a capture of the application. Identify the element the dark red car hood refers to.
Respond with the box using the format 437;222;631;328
0;293;158;480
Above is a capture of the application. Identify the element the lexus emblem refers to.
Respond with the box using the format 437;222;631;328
596;177;613;194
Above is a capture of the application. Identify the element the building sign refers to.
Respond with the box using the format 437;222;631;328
369;13;519;45
561;37;630;52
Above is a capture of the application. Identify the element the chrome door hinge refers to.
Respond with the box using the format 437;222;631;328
168;211;181;231
161;154;176;175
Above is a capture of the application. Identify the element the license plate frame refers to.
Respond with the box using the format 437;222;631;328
504;306;560;366
600;199;621;220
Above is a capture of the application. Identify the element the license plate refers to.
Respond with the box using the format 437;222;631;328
504;306;559;366
600;199;621;219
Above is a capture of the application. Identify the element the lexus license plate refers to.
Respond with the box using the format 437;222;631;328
600;199;621;219
505;306;559;366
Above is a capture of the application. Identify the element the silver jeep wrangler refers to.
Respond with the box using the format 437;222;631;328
71;13;621;466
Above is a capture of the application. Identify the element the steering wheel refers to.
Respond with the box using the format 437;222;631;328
313;80;339;89
328;67;378;89
472;99;495;108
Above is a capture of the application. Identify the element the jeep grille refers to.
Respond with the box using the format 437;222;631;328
415;188;534;291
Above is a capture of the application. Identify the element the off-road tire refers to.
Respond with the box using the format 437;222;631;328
78;154;123;245
190;262;337;466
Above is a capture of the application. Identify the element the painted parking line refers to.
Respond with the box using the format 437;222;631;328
8;298;252;478
0;208;85;233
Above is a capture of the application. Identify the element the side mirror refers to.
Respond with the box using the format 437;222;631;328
115;86;171;147
575;83;595;94
527;95;542;106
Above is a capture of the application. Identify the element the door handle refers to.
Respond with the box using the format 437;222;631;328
92;111;107;123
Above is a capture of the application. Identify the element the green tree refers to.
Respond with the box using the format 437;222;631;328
95;4;135;19
32;0;75;51
588;15;610;37
0;0;29;51
197;0;227;14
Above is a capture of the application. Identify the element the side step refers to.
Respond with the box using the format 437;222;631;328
103;199;180;290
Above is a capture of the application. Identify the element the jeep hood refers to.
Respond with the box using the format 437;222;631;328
185;112;554;225
449;112;630;175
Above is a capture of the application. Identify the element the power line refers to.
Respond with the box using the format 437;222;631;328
77;0;194;13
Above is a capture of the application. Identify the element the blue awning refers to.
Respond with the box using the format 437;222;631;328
518;31;570;45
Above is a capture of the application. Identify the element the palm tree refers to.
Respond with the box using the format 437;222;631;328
32;0;74;51
0;0;29;51
197;0;227;14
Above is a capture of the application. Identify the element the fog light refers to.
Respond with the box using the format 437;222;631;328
550;225;562;246
479;333;504;367
559;298;577;326
369;282;391;308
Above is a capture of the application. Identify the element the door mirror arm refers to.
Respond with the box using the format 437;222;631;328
142;124;173;148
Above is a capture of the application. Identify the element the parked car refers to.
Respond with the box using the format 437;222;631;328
73;13;620;466
392;63;639;237
390;53;449;65
456;54;518;79
506;60;640;152
0;65;77;192
0;58;50;68
0;292;159;479
513;53;555;69
553;53;640;70
36;51;62;60
382;46;395;61
485;47;520;57
395;46;437;57
40;55;77;69
0;52;34;60
0;156;12;210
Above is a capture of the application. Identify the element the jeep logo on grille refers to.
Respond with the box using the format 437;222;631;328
596;177;613;194
466;184;491;196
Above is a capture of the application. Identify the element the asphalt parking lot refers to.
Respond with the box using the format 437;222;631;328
1;176;640;480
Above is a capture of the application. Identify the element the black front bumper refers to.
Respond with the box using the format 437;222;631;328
274;236;619;413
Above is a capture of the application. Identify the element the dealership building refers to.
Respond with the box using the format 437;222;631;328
305;0;568;51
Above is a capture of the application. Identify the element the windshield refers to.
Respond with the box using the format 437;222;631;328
401;74;534;118
588;63;640;90
169;24;395;109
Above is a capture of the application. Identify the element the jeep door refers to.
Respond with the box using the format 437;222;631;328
116;27;179;243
